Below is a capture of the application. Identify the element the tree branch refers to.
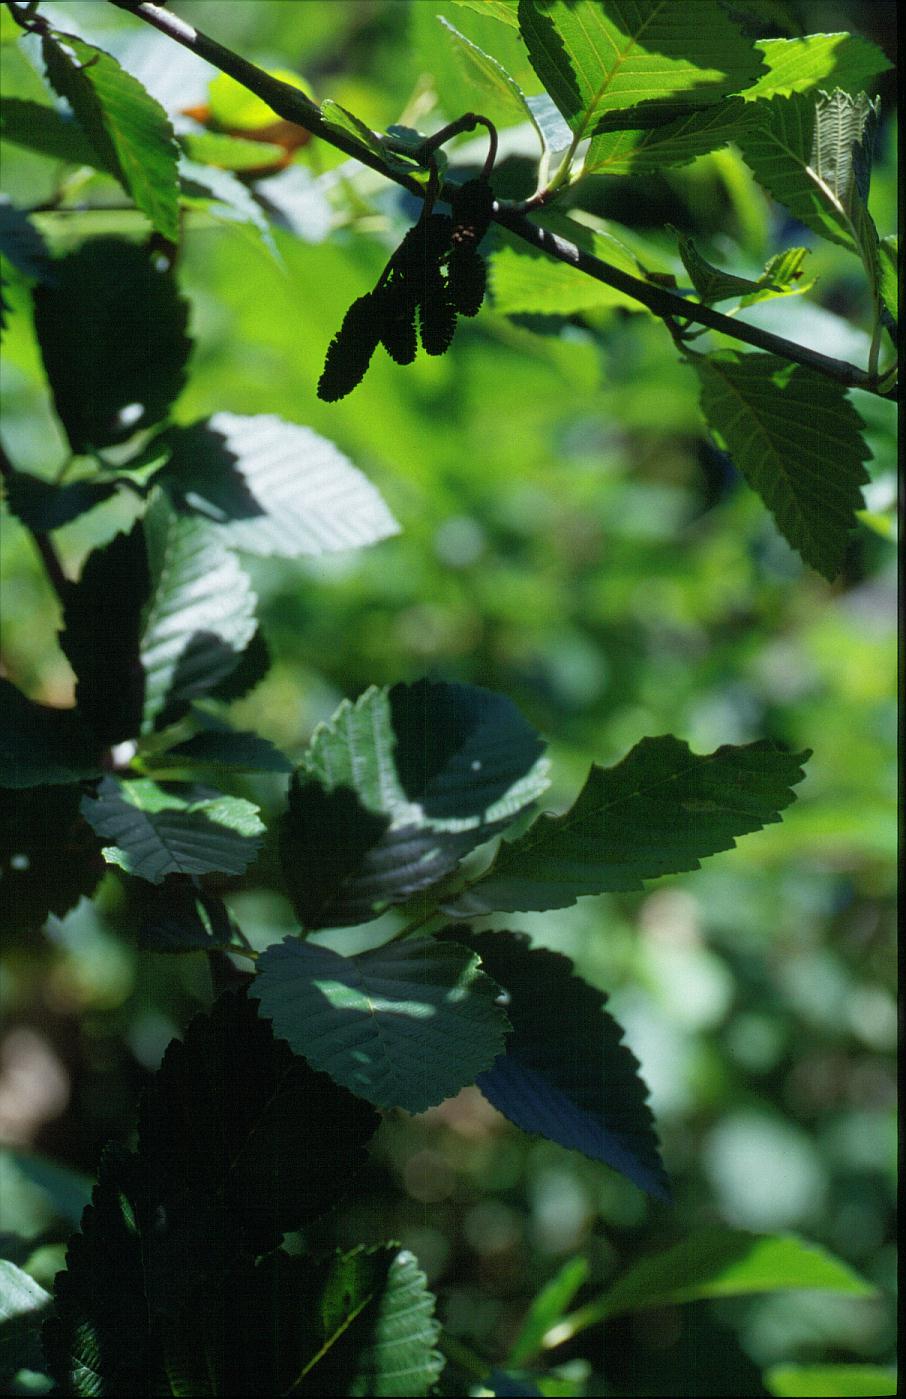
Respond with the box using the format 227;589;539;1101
105;0;895;400
0;441;70;602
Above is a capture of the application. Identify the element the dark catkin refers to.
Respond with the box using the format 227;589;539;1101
419;268;458;355
317;292;381;401
377;280;418;364
448;244;487;317
450;178;494;251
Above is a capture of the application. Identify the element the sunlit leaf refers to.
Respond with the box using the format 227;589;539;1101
80;776;264;884
764;1364;897;1398
156;412;399;558
740;33;892;101
42;30;180;240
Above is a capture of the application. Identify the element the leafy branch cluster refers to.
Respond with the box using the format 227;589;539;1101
0;0;897;1395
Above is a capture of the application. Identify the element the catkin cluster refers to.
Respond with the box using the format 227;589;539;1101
317;178;494;402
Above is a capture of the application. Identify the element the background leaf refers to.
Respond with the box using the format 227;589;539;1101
447;930;669;1199
592;1229;877;1317
763;1364;897;1397
32;237;191;455
140;494;257;730
0;200;53;280
156;412;399;557
80;775;264;884
253;936;510;1113
41;30;180;240
695;351;871;579
0;785;103;937
449;737;808;914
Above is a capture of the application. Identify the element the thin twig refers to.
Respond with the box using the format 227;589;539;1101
0;441;70;601
93;1;892;400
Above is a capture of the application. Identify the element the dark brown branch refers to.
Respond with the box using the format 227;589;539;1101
99;0;895;400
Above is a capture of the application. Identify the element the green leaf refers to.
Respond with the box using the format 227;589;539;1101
447;737;808;914
207;67;314;131
32;237;192;455
584;98;755;177
254;936;510;1112
507;1256;589;1368
0;201;52;281
764;1364;897;1398
41;30;180;240
740;34;892;102
593;1229;878;1318
0;1259;52;1378
139;990;380;1252
738;245;814;307
156;720;292;774
42;1145;163;1397
178;130;286;171
878;233;897;325
60;523;150;745
156;412;400;558
206;627;271;704
736;89;880;255
80;776;264;884
320;99;386;161
438;17;538;128
135;884;234;952
694;351;870;579
0;785;103;938
4;468;117;532
0;679;103;788
453;0;519;28
673;227;778;305
139;494;257;730
158;1246;442;1397
4;1152;93;1228
280;680;549;927
0;96;110;171
492;243;646;316
179;158;277;255
446;930;668;1199
517;0;763;139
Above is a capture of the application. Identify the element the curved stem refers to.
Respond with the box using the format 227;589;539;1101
103;0;896;400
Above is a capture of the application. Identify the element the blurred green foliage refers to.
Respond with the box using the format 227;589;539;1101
0;1;896;1394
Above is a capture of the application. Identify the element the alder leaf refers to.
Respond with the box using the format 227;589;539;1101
740;34;892;102
438;16;539;130
584;98;755;177
736;89;880;257
0;96;106;170
0;785;103;938
80;775;264;884
0;679;103;789
444;930;669;1199
672;227;781;305
60;523;150;745
0;1258;52;1378
878;234;897;325
136;884;234;952
139;989;380;1252
253;936;510;1113
517;0;763;139
140;494;257;730
695;351;870;579
4;468;117;532
158;1246;442;1398
156;412;399;558
32;237;191;455
280;680;549;927
0;201;53;281
41;30;180;240
446;737;808;915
